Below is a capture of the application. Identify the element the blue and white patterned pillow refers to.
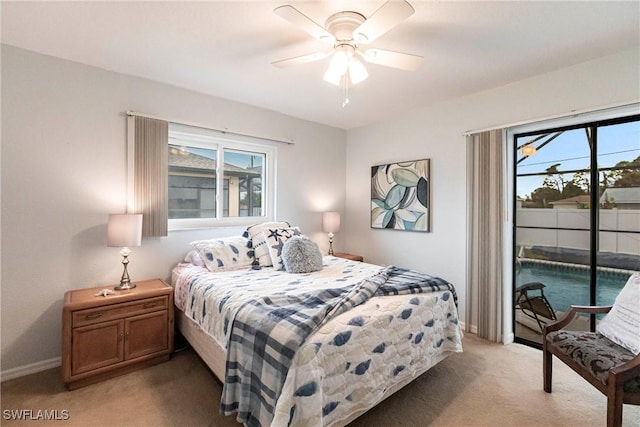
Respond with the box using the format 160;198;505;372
191;236;254;272
258;227;302;270
244;221;291;268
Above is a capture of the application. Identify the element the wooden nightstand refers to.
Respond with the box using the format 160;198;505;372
333;252;364;262
62;278;174;390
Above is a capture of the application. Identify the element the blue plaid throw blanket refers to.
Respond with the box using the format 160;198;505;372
220;266;456;427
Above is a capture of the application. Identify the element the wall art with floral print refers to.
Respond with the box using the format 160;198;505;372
371;159;430;231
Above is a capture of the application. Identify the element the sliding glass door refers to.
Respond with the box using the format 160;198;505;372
513;115;639;347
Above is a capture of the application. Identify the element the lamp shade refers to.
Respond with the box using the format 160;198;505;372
107;214;142;248
348;59;368;85
323;212;341;234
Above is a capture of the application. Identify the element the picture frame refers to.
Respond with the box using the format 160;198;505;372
371;158;430;232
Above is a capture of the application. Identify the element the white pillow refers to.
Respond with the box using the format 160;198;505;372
596;272;640;355
251;232;275;267
190;236;253;272
183;249;205;267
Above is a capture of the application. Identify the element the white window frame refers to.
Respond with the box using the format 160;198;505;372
167;124;276;231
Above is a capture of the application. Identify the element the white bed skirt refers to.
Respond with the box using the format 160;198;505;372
176;309;226;381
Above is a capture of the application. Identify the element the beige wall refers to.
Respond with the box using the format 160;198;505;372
344;48;640;337
1;46;347;376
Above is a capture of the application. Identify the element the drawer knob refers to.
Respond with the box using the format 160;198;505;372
143;302;158;309
85;312;103;320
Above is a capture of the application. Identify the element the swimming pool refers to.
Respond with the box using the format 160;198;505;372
516;260;634;314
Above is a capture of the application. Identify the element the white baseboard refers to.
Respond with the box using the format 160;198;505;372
461;322;514;345
504;332;515;344
460;322;477;334
1;357;61;382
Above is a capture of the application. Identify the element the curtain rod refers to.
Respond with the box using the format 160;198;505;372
462;100;639;136
125;110;295;145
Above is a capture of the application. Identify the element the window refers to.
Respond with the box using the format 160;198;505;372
511;109;639;347
167;126;275;230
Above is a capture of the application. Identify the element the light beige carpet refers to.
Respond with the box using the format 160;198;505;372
2;333;638;426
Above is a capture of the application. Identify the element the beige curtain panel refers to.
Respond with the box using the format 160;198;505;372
466;129;504;342
132;116;169;237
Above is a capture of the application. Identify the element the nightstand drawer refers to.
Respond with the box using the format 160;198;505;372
73;295;168;327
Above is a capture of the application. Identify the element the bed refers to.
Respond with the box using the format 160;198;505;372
171;227;463;427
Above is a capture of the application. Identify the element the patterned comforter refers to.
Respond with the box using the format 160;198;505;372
172;257;463;427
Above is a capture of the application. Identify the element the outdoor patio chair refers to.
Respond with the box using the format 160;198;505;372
515;282;557;333
543;273;640;427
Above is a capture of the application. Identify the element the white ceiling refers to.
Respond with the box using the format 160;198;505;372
2;1;639;130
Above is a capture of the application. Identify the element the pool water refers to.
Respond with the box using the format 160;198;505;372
516;262;633;314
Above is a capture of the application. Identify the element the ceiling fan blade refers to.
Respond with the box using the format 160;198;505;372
272;51;331;68
354;0;415;44
361;48;423;71
274;5;335;45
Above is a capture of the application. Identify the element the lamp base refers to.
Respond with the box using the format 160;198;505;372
328;233;334;256
114;282;136;291
114;250;136;290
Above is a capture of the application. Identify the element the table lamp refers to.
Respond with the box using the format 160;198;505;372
107;213;143;290
323;211;340;256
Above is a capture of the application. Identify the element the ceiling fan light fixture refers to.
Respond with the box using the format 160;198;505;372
330;46;352;71
349;59;368;85
323;67;343;86
273;1;420;105
323;45;353;86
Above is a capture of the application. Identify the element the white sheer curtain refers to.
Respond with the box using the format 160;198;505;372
466;129;504;342
128;115;168;237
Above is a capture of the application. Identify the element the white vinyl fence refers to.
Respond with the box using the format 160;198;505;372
516;208;640;255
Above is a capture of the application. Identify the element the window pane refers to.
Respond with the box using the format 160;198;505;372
516;129;590;175
517;172;591;211
515;128;593;345
597;120;640;169
596;120;640;306
223;149;264;218
168;144;217;219
516;129;591;210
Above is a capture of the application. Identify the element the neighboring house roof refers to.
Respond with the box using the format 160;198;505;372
169;150;260;175
549;195;590;206
169;149;215;170
599;187;640;205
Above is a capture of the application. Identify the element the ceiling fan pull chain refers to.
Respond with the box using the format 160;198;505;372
342;76;350;108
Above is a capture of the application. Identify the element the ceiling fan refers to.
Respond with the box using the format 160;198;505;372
272;0;423;105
